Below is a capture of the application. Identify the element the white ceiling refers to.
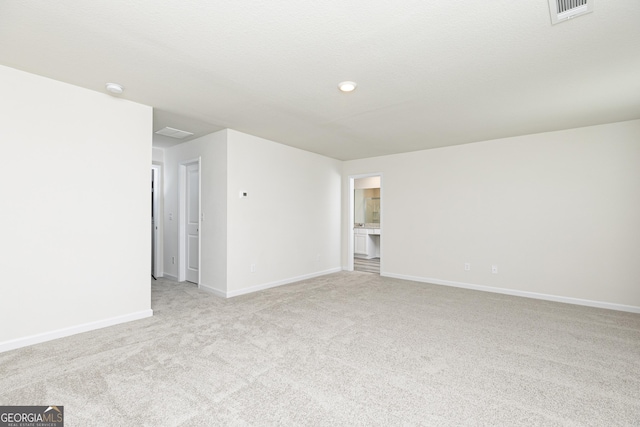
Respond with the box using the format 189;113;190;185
1;1;639;160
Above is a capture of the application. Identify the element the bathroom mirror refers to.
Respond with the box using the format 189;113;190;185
354;188;380;224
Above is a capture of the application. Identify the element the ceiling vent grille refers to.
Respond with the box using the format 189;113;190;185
154;127;194;139
549;0;593;24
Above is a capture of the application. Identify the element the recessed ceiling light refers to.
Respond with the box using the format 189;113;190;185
338;81;357;92
105;83;124;94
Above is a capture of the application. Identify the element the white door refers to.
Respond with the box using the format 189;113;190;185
185;163;199;283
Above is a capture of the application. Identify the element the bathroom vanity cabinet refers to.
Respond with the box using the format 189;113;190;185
354;227;380;259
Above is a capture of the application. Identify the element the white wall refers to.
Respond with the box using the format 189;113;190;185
0;65;153;351
162;129;342;296
226;130;342;295
343;120;640;311
152;147;165;163
163;131;228;293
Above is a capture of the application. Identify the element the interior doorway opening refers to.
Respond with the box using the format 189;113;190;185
349;174;382;274
151;165;162;280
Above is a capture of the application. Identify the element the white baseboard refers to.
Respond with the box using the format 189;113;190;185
0;309;154;354
382;272;640;314
199;283;226;298
226;267;342;298
161;273;178;281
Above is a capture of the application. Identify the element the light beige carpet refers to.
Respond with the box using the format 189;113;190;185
1;272;639;426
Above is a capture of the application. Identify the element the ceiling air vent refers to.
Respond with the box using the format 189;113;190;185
154;127;194;139
549;0;593;24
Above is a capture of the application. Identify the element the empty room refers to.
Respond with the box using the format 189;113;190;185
1;1;639;425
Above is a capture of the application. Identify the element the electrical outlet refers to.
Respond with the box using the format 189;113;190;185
492;265;498;274
250;263;256;273
172;256;175;264
464;263;470;271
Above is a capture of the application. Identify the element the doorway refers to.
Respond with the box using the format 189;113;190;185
179;159;200;284
349;174;382;274
151;165;162;279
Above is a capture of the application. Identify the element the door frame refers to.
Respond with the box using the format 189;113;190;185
151;163;163;279
178;157;201;285
347;173;383;272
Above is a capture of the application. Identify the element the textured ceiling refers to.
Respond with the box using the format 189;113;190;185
1;1;639;160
